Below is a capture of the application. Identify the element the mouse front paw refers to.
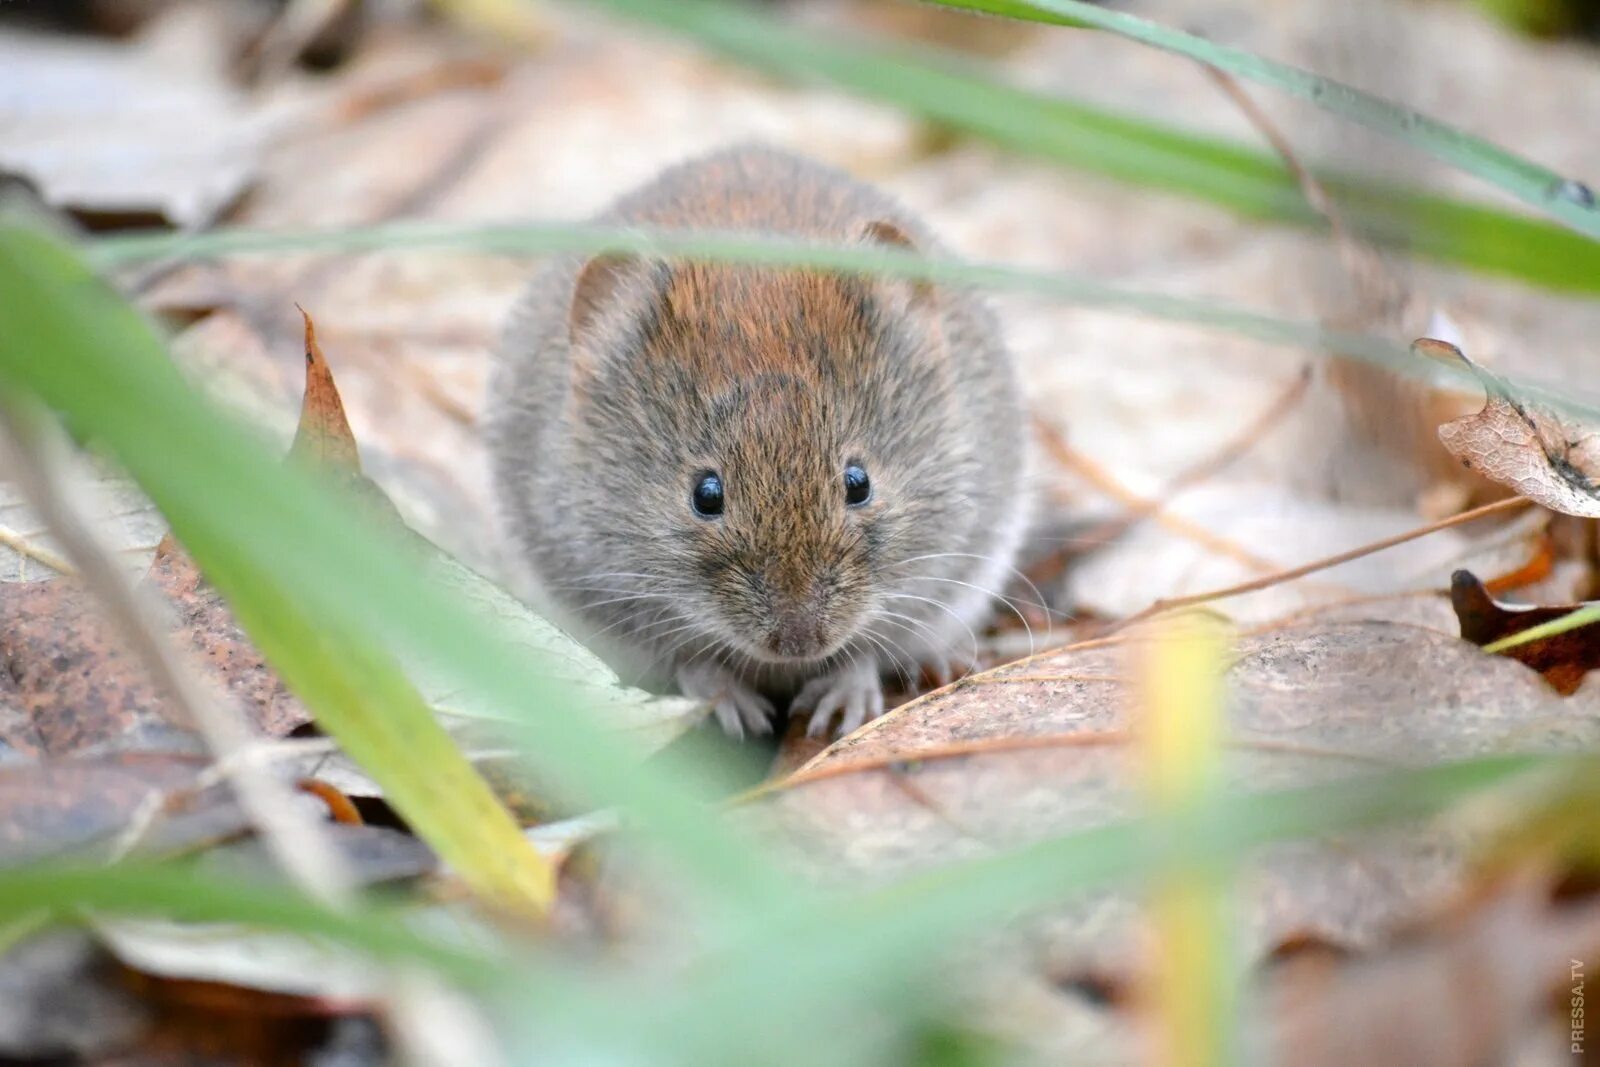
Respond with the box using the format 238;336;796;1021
793;659;886;739
676;660;775;740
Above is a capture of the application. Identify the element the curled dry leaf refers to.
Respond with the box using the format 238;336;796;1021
1421;338;1600;518
1449;569;1600;696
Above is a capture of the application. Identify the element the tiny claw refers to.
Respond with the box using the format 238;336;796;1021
678;661;774;740
715;701;746;741
794;661;886;740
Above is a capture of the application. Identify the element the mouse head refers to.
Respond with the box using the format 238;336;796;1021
559;222;975;670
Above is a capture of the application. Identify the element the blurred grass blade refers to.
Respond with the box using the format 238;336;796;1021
524;754;1554;1063
1485;603;1600;652
929;0;1600;238
1138;614;1236;1067
0;864;502;986
0;222;791;915
1;234;554;911
83;222;1428;365
87;220;1600;425
587;0;1600;292
215;551;557;912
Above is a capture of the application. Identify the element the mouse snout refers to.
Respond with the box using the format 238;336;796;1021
758;573;840;660
767;607;830;659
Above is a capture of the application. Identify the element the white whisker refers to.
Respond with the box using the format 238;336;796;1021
881;591;980;665
898;574;1036;657
890;551;1065;626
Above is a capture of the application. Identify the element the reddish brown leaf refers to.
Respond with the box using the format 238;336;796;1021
288;307;362;475
1450;569;1600;695
1483;532;1555;595
0;556;312;757
0;309;404;761
0;580;197;759
112;963;380;1065
143;539;310;738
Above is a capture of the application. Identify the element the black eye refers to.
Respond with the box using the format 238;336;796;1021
691;471;724;517
843;464;872;507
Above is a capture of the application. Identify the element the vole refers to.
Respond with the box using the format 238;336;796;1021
487;146;1033;739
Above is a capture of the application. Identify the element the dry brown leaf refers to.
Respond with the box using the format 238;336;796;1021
0;925;386;1066
2;307;701;861
145;538;314;739
1450;569;1600;695
0;312;385;756
0;15;271;228
1422;338;1600;518
0;579;203;758
754;612;1600;976
289;307;363;475
1266;874;1600;1067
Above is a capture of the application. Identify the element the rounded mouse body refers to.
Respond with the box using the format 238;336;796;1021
487;147;1032;737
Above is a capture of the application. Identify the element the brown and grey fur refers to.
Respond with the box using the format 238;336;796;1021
487;147;1032;738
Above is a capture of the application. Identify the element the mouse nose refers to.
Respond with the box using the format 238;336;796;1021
767;610;829;659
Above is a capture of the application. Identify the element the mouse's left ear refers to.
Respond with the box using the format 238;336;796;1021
856;219;938;318
569;253;638;347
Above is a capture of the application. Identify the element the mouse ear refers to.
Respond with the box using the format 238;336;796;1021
856;218;936;315
568;253;640;348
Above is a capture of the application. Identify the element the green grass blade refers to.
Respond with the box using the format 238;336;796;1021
927;0;1600;238
0;240;555;910
0;864;503;986
0;223;792;915
586;0;1600;291
1484;603;1600;652
86;220;1600;426
513;753;1553;1063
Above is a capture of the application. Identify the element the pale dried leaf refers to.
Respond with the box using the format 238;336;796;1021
0;25;271;227
418;550;706;753
1066;482;1543;623
1266;878;1600;1067
1427;338;1600;518
94;919;384;1000
757;613;1600;976
0;472;163;584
